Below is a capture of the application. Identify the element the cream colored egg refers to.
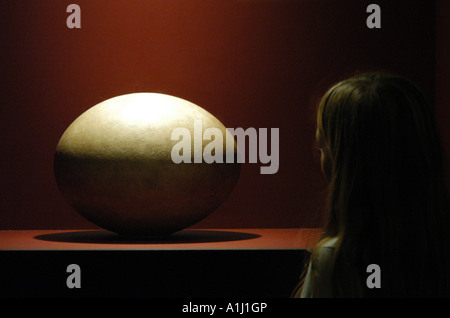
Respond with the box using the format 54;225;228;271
54;93;241;237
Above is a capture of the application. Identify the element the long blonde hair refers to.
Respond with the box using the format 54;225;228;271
294;73;450;297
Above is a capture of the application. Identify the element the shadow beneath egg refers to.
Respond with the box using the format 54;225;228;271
34;229;260;245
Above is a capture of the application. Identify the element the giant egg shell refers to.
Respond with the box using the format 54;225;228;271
54;93;241;237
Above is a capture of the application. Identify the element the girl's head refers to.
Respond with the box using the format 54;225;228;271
313;73;449;296
317;73;447;235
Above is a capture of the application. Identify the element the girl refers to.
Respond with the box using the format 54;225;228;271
293;73;450;297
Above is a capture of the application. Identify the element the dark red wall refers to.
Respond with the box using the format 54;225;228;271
436;0;450;164
0;0;444;230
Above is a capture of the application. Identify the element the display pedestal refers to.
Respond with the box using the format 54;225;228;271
0;228;321;298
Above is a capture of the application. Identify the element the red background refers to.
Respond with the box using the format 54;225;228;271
0;0;448;230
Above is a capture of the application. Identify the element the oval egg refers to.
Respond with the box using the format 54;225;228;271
54;93;241;237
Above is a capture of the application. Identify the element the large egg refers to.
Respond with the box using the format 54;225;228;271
54;93;241;237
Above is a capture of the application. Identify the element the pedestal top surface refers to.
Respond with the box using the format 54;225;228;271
0;228;322;251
